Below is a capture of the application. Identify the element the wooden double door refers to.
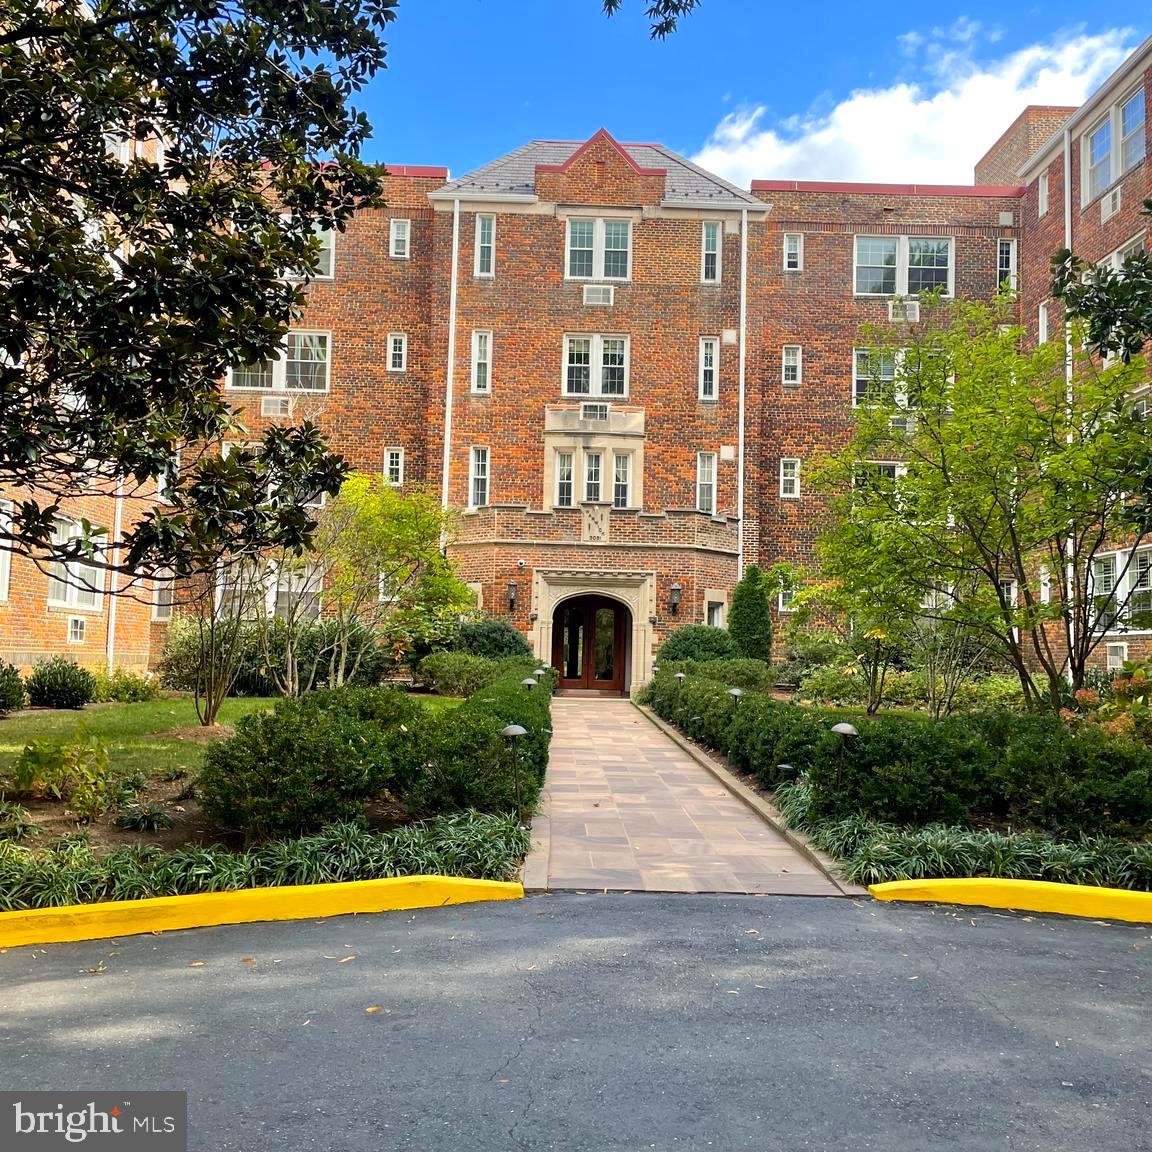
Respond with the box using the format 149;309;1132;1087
551;596;630;695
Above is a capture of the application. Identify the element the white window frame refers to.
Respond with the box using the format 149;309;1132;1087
389;218;411;259
152;567;175;621
1038;172;1049;217
388;332;408;373
782;344;802;386
562;334;630;398
68;617;86;644
47;520;105;612
565;217;632;282
225;331;331;393
468;447;490;509
584;451;603;503
1099;233;1147;273
1107;642;1128;671
612;452;632;509
471;329;492;393
555;450;574;508
698;337;719;401
0;500;11;602
706;600;726;627
1039;564;1052;605
475;214;495;278
778;586;796;613
384;447;405;486
701;221;722;284
696;452;716;515
783;233;803;272
779;458;800;499
997;238;1017;291
283;218;334;281
852;347;898;408
1082;86;1146;205
853;235;954;298
1038;302;1049;344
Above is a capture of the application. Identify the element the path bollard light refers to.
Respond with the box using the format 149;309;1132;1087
777;764;793;781
830;722;859;787
534;668;548;679
674;672;687;684
728;686;744;710
521;677;537;692
501;723;528;818
652;665;660;674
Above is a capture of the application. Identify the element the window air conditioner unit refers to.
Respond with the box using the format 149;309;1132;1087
1101;187;1121;223
583;284;614;306
888;298;920;323
261;395;293;417
580;402;609;421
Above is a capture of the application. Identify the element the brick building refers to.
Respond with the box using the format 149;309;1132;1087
4;39;1149;691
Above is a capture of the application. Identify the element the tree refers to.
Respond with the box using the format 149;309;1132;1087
814;295;1151;711
0;0;393;586
602;0;701;37
727;565;773;661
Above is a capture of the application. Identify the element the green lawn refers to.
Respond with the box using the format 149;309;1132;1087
0;698;277;782
415;694;464;715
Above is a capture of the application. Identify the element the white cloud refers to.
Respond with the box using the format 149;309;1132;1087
693;27;1136;186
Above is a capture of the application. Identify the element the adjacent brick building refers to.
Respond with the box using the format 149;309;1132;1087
5;40;1149;690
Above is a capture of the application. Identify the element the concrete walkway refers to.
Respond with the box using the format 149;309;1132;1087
530;699;843;894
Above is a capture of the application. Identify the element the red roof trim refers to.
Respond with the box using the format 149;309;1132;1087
535;129;666;177
384;165;450;179
751;179;1025;197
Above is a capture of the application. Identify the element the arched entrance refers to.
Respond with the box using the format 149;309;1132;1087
551;595;632;695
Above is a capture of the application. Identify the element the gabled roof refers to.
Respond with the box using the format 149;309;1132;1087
429;132;764;210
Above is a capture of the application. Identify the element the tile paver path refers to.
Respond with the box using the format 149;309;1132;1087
535;698;843;895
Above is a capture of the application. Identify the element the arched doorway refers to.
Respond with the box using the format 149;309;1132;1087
551;595;632;695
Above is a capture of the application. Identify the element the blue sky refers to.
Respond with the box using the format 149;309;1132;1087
357;2;1149;185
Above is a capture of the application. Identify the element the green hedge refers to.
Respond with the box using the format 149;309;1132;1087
655;625;736;663
416;652;541;697
0;812;530;910
658;658;774;693
199;673;554;841
643;670;1152;838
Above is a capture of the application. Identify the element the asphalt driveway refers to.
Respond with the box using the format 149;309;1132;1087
0;894;1148;1151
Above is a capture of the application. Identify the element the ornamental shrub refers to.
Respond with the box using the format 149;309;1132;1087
24;657;96;710
727;565;773;662
453;618;532;660
660;658;774;693
656;624;736;663
91;667;161;704
0;661;24;715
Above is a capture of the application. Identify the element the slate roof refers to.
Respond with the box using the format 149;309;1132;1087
430;137;763;209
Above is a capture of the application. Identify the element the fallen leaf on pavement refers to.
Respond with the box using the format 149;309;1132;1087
241;957;256;964
338;956;356;963
365;1006;382;1014
189;961;205;968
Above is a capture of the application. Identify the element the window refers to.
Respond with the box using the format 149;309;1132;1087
782;345;802;386
779;458;800;499
997;239;1017;290
47;521;104;611
1039;564;1052;605
1038;302;1049;344
0;500;10;602
1107;642;1128;671
1100;234;1147;273
853;348;896;406
1092;555;1120;630
228;332;330;393
556;451;574;507
853;461;906;501
698;337;718;400
384;448;404;486
1130;551;1152;621
565;218;631;281
563;335;629;397
584;452;603;502
388;333;408;372
68;617;86;644
471;330;492;393
156;454;179;504
475;214;495;277
613;453;631;508
854;235;953;296
1083;88;1147;203
285;220;334;280
389;218;410;259
998;578;1017;607
1038;172;1049;217
778;586;796;613
701;221;721;283
706;600;725;627
783;233;803;271
469;447;489;508
152;568;174;621
696;452;716;514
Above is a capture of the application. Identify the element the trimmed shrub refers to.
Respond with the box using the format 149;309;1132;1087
25;658;95;710
0;812;531;910
454;618;532;660
418;652;497;697
91;667;161;704
773;634;850;688
656;625;736;663
199;693;402;840
0;661;24;715
660;658;774;693
797;663;867;706
728;566;773;661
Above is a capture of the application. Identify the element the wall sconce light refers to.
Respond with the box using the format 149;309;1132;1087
506;579;518;611
669;581;682;615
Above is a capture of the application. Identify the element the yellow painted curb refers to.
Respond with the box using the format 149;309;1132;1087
869;878;1152;924
0;876;524;948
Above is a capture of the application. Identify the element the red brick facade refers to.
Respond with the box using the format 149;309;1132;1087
5;48;1149;685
